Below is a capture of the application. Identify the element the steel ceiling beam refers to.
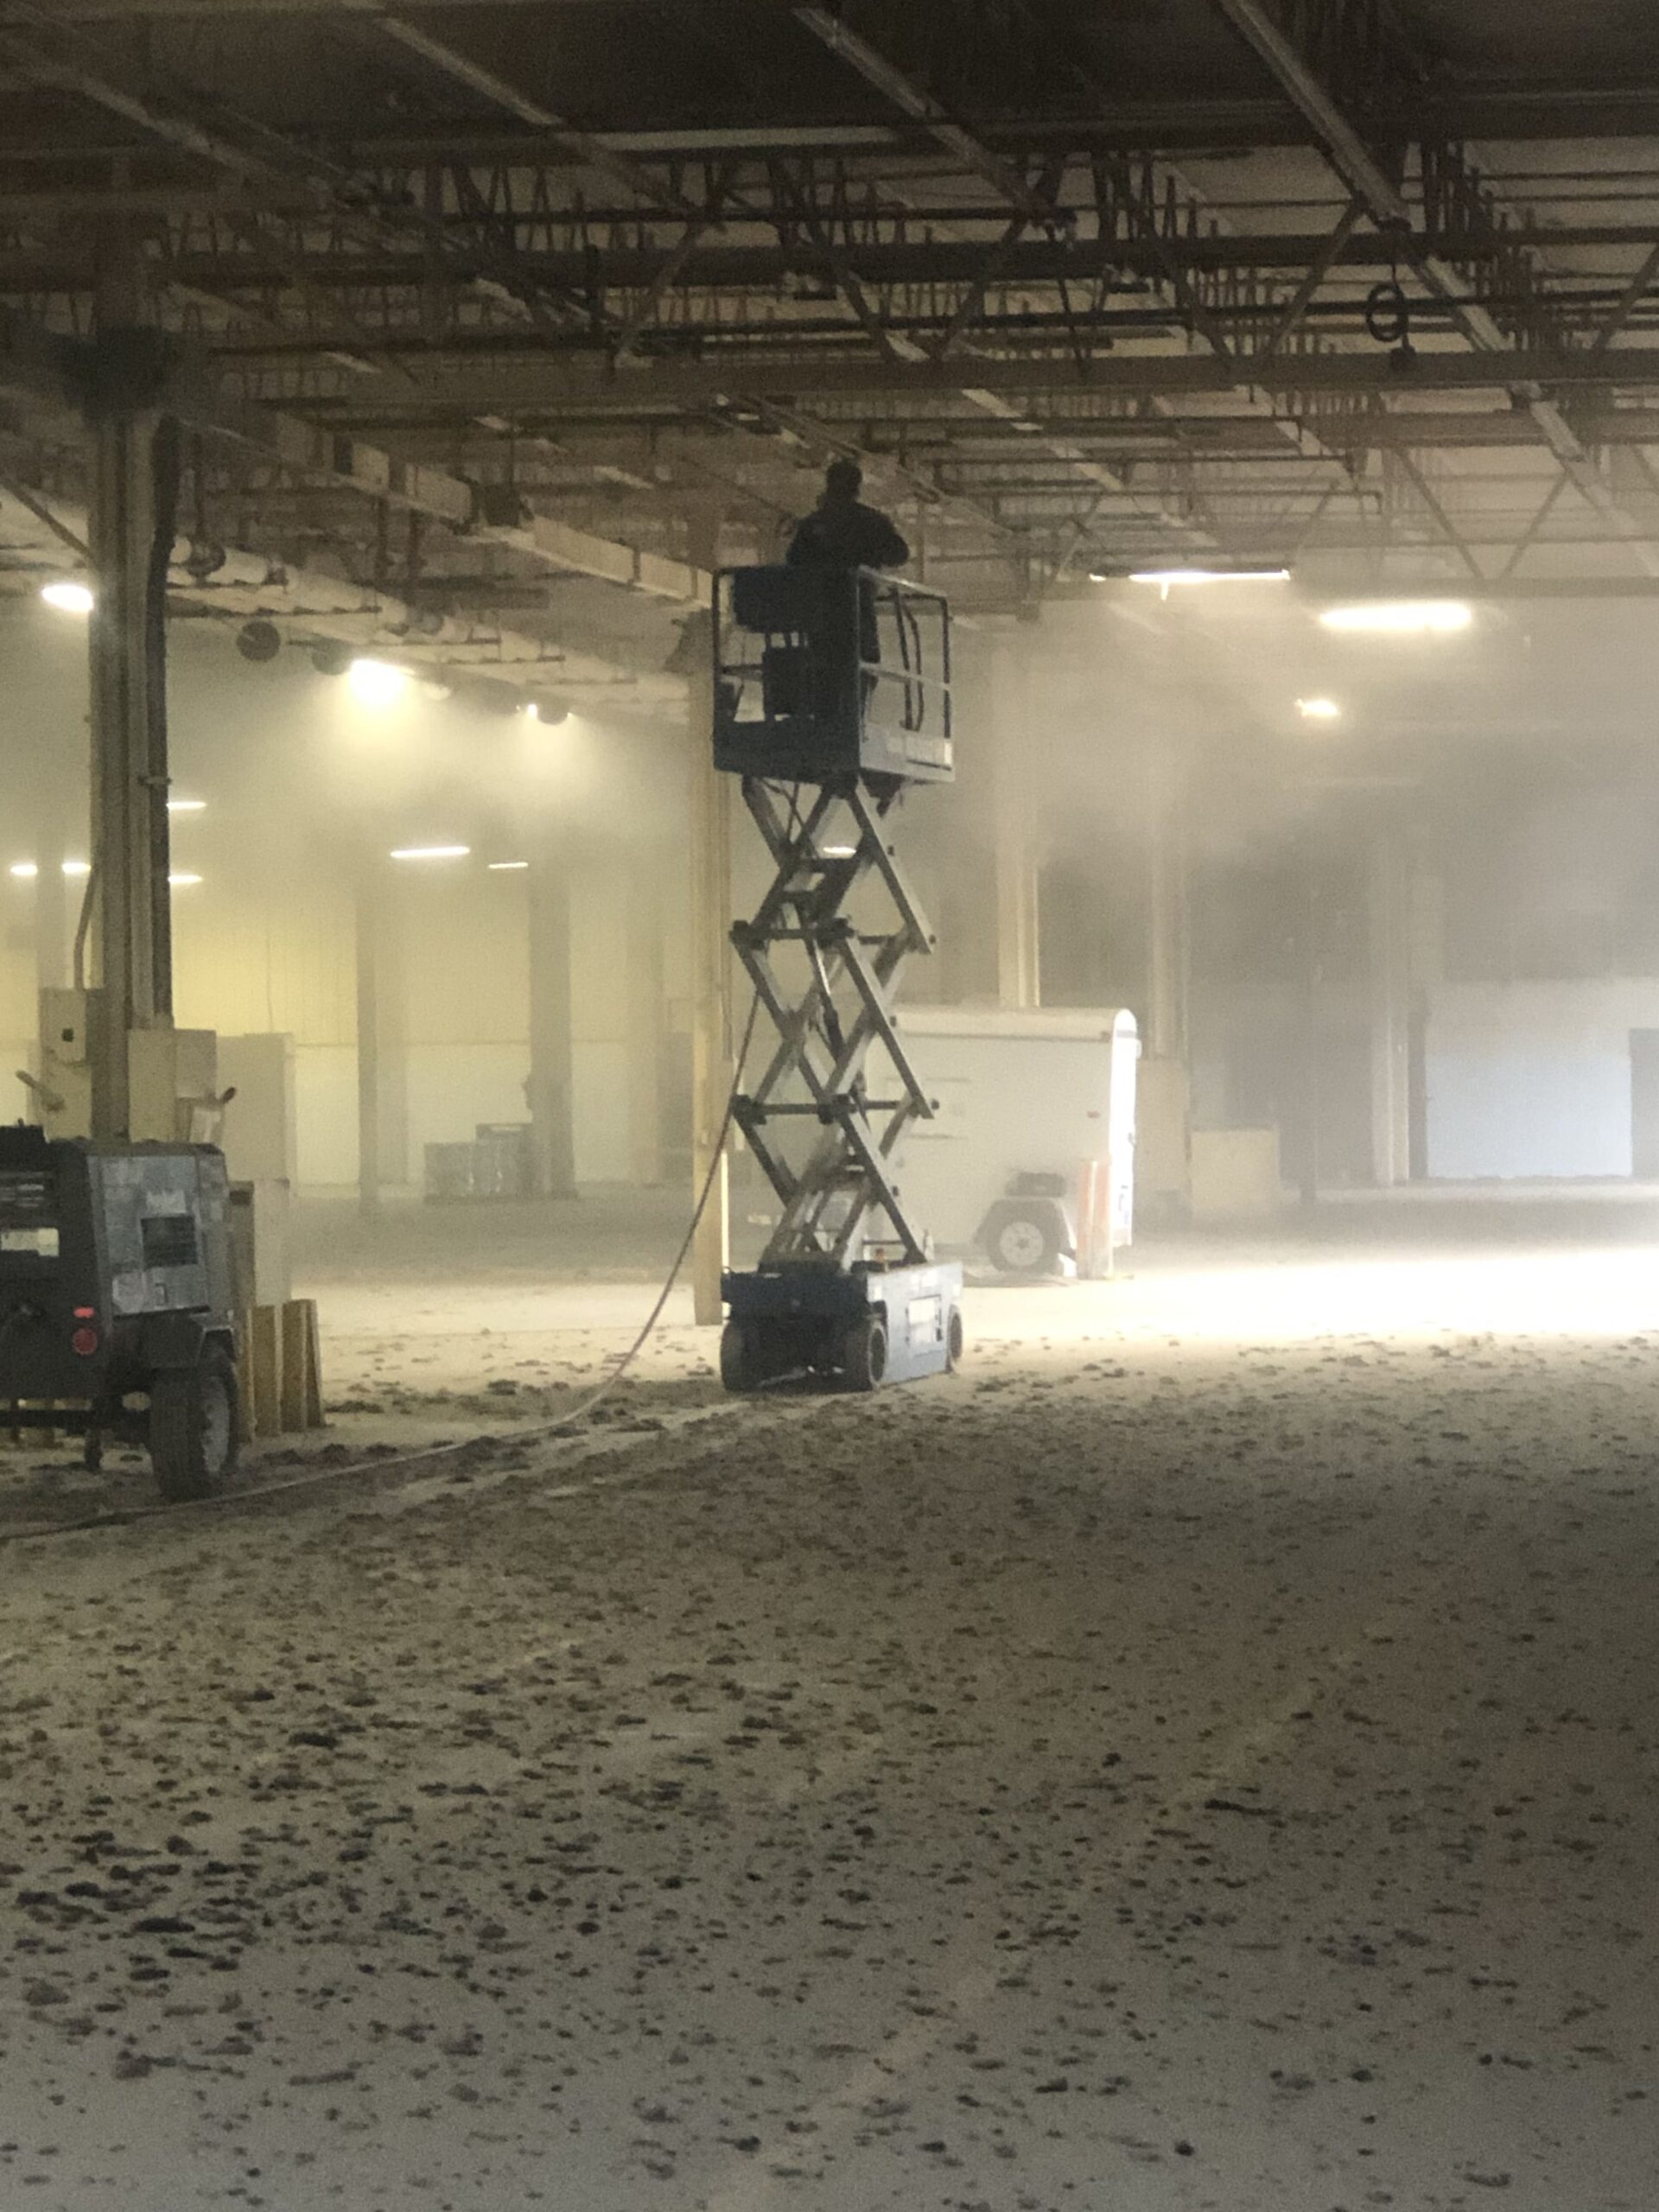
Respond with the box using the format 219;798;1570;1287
1210;0;1409;224
0;480;683;702
1208;0;1659;577
791;7;1056;228
0;297;707;603
226;342;1659;411
0;13;607;335
786;11;1217;569
359;10;696;216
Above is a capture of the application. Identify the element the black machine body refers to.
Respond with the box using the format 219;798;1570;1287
0;1125;240;1497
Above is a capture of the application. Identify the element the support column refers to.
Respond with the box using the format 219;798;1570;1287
1407;863;1443;1180
33;807;71;996
686;512;732;1325
354;873;381;1220
86;398;175;1135
1297;840;1322;1211
689;704;733;1323
1137;751;1192;1221
1368;832;1413;1187
527;834;578;1200
627;853;667;1186
992;637;1041;1008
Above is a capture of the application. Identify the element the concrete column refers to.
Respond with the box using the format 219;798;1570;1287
526;835;578;1200
353;869;412;1208
991;638;1041;1008
1369;833;1413;1187
85;284;175;1137
627;854;667;1186
1406;865;1443;1179
1145;763;1190;1064
686;511;732;1325
33;808;71;995
1137;752;1192;1221
354;873;382;1219
688;721;733;1323
1297;842;1322;1210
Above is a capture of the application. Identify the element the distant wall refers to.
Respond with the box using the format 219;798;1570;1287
1425;980;1659;1179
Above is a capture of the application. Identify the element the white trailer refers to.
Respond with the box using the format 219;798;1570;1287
886;1007;1139;1276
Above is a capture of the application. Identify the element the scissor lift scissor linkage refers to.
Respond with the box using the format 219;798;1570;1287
731;775;933;1272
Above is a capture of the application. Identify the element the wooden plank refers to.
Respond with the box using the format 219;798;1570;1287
250;1304;283;1439
279;1299;317;1431
297;1299;324;1427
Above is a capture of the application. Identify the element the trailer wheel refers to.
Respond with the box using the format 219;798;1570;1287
150;1343;239;1502
842;1313;888;1393
720;1320;758;1394
987;1204;1059;1275
946;1307;965;1371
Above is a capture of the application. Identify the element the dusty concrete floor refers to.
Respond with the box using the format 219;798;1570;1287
3;1196;1659;2209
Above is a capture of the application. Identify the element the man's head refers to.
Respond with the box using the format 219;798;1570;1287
823;458;862;505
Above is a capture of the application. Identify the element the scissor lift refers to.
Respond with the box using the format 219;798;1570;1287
712;563;963;1392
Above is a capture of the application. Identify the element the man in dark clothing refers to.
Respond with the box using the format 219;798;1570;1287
785;461;909;722
785;459;910;571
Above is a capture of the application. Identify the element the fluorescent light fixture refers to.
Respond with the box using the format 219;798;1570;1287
346;657;411;706
822;843;858;860
167;798;207;815
168;872;202;888
41;579;94;614
61;859;91;878
1297;696;1342;721
389;844;469;862
1128;566;1290;586
487;860;530;872
9;861;38;880
1319;600;1472;634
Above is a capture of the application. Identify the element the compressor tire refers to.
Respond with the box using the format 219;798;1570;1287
720;1320;757;1394
987;1205;1060;1275
150;1343;240;1503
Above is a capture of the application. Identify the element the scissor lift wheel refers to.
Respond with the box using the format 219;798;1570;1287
841;1312;888;1392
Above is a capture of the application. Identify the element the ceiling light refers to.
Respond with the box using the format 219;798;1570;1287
167;798;206;815
9;861;38;880
487;860;530;872
1319;601;1472;634
390;844;469;862
41;580;93;615
168;873;202;888
61;859;91;878
822;843;858;860
1297;697;1342;721
347;657;411;706
1128;567;1291;586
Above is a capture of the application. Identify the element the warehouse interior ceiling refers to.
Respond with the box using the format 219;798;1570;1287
7;0;1659;694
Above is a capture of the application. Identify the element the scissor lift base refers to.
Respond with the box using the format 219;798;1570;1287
721;1261;963;1393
